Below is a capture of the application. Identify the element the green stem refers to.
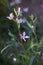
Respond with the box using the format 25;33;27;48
13;18;26;51
33;31;38;43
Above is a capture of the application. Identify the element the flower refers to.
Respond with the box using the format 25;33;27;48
13;57;16;62
10;2;15;6
18;7;21;14
16;18;23;23
20;32;30;42
10;0;21;6
23;7;29;13
7;13;14;20
17;7;22;16
18;7;23;16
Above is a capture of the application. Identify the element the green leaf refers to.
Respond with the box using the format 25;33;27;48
8;30;17;41
8;30;14;37
1;45;12;54
14;8;18;17
0;0;10;9
29;56;35;65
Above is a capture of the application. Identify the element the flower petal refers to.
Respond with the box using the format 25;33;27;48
23;8;29;13
20;34;23;39
7;13;14;20
23;37;26;42
25;36;30;39
23;32;26;36
18;7;21;13
7;17;11;20
10;13;14;18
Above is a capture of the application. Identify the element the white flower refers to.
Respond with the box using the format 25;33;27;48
7;13;14;20
18;7;21;14
16;18;23;23
18;7;23;16
20;32;30;42
13;57;16;62
18;7;22;16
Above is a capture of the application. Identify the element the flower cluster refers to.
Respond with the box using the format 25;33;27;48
7;7;29;42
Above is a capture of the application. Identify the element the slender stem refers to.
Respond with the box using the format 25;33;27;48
33;31;38;43
13;17;26;52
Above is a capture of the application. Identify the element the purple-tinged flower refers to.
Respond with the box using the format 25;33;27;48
20;32;30;42
10;0;21;6
10;2;15;6
16;18;23;23
7;13;14;20
23;7;29;13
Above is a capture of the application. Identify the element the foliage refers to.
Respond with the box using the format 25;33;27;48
0;0;43;65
